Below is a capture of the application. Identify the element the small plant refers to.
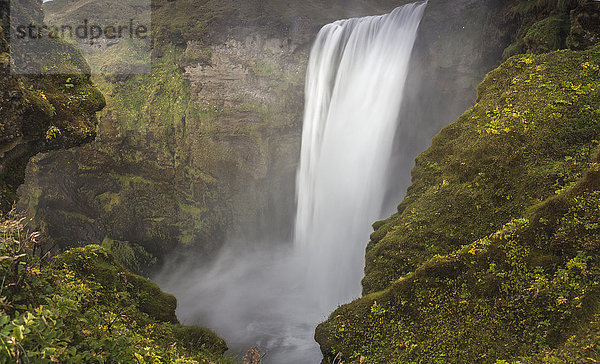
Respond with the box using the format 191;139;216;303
45;126;61;141
64;77;74;89
369;301;386;316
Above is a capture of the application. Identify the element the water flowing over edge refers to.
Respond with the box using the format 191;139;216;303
295;0;428;312
154;2;427;363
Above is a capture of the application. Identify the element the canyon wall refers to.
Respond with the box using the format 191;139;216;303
18;0;519;273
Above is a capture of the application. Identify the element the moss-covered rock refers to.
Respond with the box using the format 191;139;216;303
363;47;600;295
567;1;600;51
52;245;179;323
502;0;600;59
0;224;230;362
101;237;158;274
316;45;600;363
523;15;569;53
173;325;228;355
0;0;104;213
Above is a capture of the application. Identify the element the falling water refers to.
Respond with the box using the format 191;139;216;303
295;1;427;311
155;2;427;363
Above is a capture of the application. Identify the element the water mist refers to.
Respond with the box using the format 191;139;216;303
155;2;427;362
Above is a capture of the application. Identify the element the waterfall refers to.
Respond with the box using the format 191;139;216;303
155;3;427;363
295;1;427;311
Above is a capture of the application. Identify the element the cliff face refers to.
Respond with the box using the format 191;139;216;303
18;0;310;271
316;0;600;361
0;1;231;361
0;0;105;213
18;0;518;272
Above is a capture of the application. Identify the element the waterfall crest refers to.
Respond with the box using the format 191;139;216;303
295;1;427;311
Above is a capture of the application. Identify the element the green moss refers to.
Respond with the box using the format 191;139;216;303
110;173;156;186
92;47;189;132
177;201;206;216
363;48;600;295
21;87;55;120
180;47;212;65
97;191;122;212
172;325;228;355
101;237;158;274
317;47;600;363
517;312;600;363
250;59;284;78
523;15;569;53
59;210;95;224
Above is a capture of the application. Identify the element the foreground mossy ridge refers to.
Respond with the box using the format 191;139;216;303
316;46;600;363
318;172;600;362
0;223;229;363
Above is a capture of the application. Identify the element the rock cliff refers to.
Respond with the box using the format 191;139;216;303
0;0;104;213
20;0;520;273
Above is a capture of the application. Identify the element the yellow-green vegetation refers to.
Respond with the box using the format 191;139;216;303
0;215;230;363
315;47;600;362
518;312;600;362
364;47;600;294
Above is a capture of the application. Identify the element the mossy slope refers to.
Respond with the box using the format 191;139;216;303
0;229;229;363
316;46;600;363
317;166;600;363
364;47;600;294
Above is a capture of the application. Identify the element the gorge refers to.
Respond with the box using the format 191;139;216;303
155;3;427;362
1;0;600;363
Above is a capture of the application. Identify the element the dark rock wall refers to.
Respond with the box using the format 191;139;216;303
0;0;104;213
